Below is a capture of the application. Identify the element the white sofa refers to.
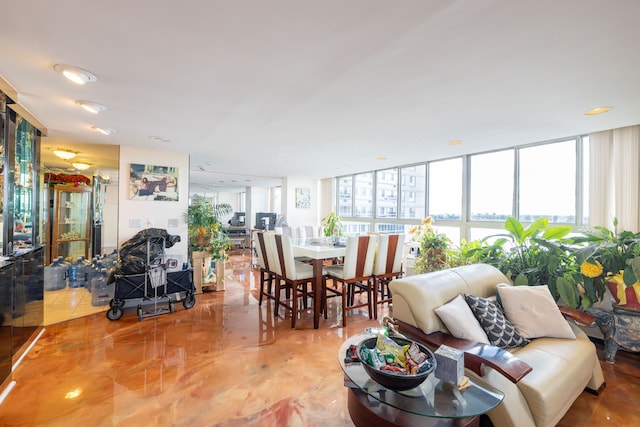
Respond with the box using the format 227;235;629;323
389;263;605;427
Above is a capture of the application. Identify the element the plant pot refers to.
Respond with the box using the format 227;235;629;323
607;278;640;309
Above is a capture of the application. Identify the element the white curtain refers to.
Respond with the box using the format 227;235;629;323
589;124;640;232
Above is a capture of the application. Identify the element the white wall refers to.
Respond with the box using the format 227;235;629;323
102;181;119;252
282;176;320;227
248;186;271;229
216;191;242;225
118;146;189;262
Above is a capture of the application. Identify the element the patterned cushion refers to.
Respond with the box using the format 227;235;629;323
464;294;530;349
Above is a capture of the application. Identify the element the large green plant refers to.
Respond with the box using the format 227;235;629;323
183;195;233;260
473;217;580;303
566;221;640;308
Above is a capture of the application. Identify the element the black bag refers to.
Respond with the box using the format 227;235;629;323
116;228;180;275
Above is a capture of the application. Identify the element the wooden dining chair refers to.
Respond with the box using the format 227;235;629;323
254;230;276;306
323;234;378;326
272;234;322;328
372;233;404;319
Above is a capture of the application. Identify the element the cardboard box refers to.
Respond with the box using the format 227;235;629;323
434;344;464;386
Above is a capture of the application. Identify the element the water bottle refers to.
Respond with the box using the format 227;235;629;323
68;263;80;288
44;260;66;291
91;268;113;306
74;257;90;289
57;256;71;288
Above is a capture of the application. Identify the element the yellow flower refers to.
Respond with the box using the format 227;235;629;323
408;225;419;235
421;216;433;226
580;260;603;278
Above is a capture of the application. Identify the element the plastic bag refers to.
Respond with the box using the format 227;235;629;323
115;228;180;276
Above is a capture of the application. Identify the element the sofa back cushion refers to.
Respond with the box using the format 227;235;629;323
389;263;510;334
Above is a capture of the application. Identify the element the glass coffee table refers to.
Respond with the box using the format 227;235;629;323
339;334;504;427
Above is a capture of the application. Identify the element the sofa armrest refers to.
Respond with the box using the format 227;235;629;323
391;318;532;384
558;306;596;326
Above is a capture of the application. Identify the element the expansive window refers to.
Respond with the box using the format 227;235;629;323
429;158;462;220
335;135;588;244
337;176;353;217
469;150;514;221
519;140;576;223
354;172;373;218
376;168;398;218
400;164;426;219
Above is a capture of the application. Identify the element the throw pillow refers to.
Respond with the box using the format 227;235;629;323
435;295;490;343
464;294;530;349
497;284;576;339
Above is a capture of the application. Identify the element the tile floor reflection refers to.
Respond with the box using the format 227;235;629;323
44;286;107;325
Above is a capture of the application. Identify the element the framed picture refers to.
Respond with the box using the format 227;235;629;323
129;163;179;201
295;187;311;209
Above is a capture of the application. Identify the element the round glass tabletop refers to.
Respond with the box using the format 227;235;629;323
339;333;504;419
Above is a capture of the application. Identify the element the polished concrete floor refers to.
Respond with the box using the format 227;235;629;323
2;252;639;426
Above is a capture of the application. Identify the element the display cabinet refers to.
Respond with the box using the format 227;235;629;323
0;84;45;389
49;184;91;263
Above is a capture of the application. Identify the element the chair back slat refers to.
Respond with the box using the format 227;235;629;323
385;234;399;273
264;233;282;276
256;231;269;270
342;235;377;280
274;234;287;278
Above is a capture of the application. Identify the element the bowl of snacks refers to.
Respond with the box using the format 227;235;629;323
357;334;436;391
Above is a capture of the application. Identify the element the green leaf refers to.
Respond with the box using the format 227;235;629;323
557;276;579;308
542;225;572;240
504;217;524;243
514;273;529;286
524;217;549;240
623;267;638;286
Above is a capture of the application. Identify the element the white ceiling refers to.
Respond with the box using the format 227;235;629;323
2;0;640;193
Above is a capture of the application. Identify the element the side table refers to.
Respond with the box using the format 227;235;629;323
589;306;640;363
339;334;504;427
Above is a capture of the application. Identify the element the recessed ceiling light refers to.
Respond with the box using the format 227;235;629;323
91;125;115;135
53;64;97;85
449;140;463;145
377;157;387;161
71;161;92;171
76;100;106;114
52;148;78;160
585;106;613;115
148;136;171;143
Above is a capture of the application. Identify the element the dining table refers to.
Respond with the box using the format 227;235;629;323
291;238;346;329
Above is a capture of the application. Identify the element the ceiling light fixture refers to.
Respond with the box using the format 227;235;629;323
53;64;97;85
448;140;463;145
148;136;171;143
52;148;78;160
91;125;116;135
71;161;91;171
585;106;613;115
76;100;106;114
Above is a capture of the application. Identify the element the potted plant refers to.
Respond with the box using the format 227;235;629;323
570;220;640;309
183;195;233;291
322;211;344;238
469;217;586;306
409;216;452;274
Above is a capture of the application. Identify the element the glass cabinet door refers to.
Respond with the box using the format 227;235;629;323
51;185;91;262
13;116;35;253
